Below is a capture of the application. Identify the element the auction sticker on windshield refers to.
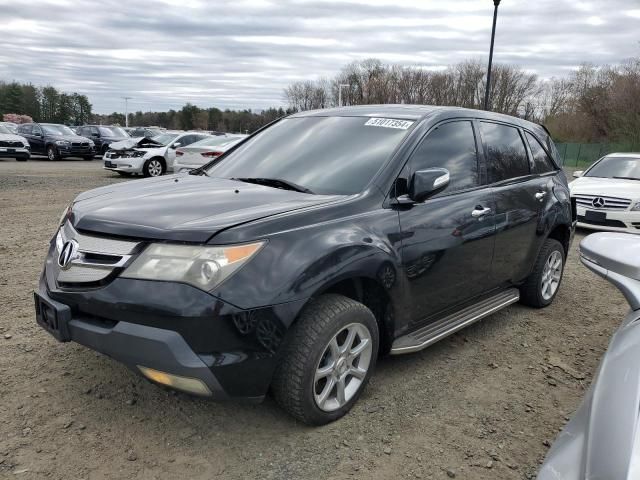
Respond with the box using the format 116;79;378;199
364;118;414;130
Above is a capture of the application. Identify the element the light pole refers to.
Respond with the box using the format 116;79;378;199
338;84;349;107
483;0;501;111
122;96;132;127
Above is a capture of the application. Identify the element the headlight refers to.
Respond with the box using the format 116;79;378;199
632;202;640;211
122;242;265;290
55;140;70;146
88;140;95;147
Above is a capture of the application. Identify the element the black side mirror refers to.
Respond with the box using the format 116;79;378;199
406;168;450;203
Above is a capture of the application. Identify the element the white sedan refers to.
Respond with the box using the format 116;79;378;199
104;131;211;177
173;134;247;173
570;152;640;233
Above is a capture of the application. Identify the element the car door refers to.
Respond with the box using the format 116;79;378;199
30;125;45;154
478;121;550;285
397;120;496;323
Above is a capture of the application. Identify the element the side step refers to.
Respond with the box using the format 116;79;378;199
390;288;520;355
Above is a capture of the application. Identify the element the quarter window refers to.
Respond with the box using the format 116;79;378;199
525;132;555;174
409;121;479;194
480;122;530;183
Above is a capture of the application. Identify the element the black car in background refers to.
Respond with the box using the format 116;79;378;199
34;105;574;425
17;123;95;160
76;125;129;156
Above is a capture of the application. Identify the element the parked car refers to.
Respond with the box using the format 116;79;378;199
173;134;247;173
34;105;574;425
0;124;30;161
128;127;163;138
103;131;210;176
0;121;18;133
76;125;129;156
17;123;95;160
538;231;640;480
570;153;640;233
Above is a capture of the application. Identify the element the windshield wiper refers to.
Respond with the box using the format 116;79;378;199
613;176;640;181
231;177;314;194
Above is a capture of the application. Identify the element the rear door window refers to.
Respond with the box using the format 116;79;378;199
480;122;530;183
409;120;479;195
525;132;555;174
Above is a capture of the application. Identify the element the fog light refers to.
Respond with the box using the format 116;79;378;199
137;366;212;396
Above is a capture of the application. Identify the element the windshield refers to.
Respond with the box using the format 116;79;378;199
190;135;242;148
151;133;179;146
99;126;128;137
42;124;75;136
585;156;640;180
207;117;414;195
0;125;11;134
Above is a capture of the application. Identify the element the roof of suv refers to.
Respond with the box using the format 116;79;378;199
291;104;546;133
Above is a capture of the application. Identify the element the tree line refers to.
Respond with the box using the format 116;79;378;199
0;81;92;125
283;57;640;143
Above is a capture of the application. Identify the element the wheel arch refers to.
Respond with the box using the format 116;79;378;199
547;222;571;256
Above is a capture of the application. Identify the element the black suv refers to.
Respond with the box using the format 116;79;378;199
34;106;574;425
76;125;129;156
18;123;95;160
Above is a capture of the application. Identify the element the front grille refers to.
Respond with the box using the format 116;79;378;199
0;140;24;148
71;142;89;147
577;215;627;228
54;221;140;285
573;194;631;210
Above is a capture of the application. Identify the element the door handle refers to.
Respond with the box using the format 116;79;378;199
471;206;492;218
535;191;547;201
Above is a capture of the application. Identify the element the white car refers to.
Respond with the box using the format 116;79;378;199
173;134;247;173
0;122;18;134
570;153;640;233
103;131;210;177
0;123;30;161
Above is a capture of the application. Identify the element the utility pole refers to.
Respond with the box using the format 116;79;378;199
122;96;132;127
338;84;349;107
483;0;501;111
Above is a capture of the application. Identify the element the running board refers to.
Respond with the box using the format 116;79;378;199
390;288;520;355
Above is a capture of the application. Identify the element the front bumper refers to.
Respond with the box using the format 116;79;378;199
576;205;640;233
35;239;303;400
57;146;95;157
103;157;145;173
0;147;30;159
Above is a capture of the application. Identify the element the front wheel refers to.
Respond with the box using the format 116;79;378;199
143;158;165;177
47;145;60;161
519;238;565;308
271;294;379;425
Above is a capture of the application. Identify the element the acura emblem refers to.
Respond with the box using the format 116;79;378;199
58;239;79;270
592;197;605;208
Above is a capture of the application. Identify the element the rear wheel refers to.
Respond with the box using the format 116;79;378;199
519;238;565;308
272;294;379;425
47;145;60;161
143;158;165;177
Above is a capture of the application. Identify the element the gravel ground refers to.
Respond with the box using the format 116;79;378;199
0;159;626;480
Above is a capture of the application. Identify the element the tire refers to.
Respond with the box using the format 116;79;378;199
47;145;60;161
16;156;28;162
519;238;565;308
272;294;379;425
143;157;165;177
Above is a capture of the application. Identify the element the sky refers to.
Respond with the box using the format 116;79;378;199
1;0;639;114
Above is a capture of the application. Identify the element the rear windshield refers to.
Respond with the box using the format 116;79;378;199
585;156;640;180
207;116;414;195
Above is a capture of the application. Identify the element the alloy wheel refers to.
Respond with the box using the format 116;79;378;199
541;250;563;300
147;159;163;176
48;147;56;161
313;323;373;412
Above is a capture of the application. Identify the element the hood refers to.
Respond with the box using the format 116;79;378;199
0;133;28;144
109;136;163;151
570;176;640;200
46;134;90;142
71;175;342;242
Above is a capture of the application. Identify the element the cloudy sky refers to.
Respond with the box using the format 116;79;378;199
1;0;639;114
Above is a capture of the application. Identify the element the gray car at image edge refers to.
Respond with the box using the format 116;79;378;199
538;231;640;480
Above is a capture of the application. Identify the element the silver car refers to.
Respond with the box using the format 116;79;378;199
173;134;246;173
538;231;640;479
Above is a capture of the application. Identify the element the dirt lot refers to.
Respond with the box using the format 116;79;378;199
0;159;626;480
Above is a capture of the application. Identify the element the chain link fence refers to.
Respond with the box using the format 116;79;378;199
556;142;640;168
